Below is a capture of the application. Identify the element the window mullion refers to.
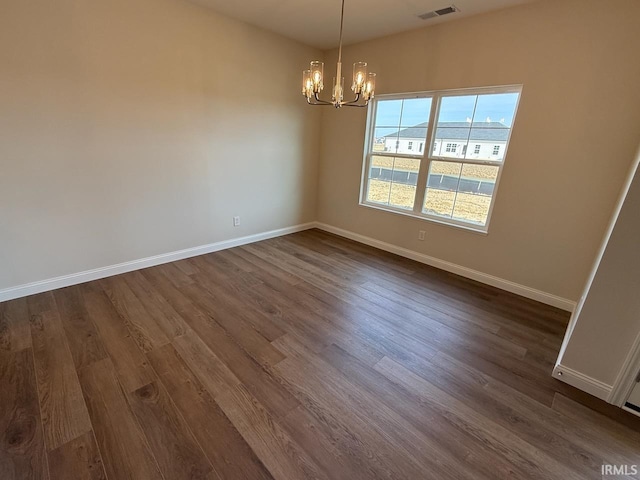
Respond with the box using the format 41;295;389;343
413;94;440;214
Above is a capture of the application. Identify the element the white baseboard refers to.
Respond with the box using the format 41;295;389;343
315;222;576;312
552;364;612;401
0;221;577;312
0;222;316;302
622;405;640;418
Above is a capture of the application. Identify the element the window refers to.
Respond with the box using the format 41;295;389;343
361;86;521;231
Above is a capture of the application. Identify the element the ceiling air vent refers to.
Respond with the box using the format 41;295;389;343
418;5;459;20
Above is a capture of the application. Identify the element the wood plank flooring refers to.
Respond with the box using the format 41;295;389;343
2;229;639;479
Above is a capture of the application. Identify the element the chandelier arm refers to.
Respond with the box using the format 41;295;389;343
306;95;333;106
317;93;329;103
340;93;368;107
314;92;334;105
341;103;369;108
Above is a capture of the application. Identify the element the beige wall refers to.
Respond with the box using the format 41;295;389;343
3;0;640;306
317;0;640;301
0;0;321;290
560;151;640;387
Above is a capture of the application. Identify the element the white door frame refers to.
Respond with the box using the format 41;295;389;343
606;147;640;407
609;331;640;406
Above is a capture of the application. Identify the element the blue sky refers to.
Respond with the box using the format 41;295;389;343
374;93;519;136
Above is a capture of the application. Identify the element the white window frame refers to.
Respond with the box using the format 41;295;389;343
359;84;522;233
493;145;500;155
473;144;481;154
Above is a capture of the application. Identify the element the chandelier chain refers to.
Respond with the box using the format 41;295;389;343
338;0;345;65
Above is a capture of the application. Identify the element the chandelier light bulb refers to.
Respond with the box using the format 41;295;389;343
310;61;324;92
352;62;367;94
363;72;376;101
302;70;312;96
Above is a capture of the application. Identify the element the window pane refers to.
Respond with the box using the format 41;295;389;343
373;128;394;153
400;98;432;127
423;161;462;218
451;164;499;225
433;92;519;162
374;99;403;129
439;95;477;121
369;155;394;177
368;156;419;209
390;183;416;210
368;156;404;182
457;163;499;195
391;157;420;185
367;179;391;205
426;160;462;191
374;99;402;154
473;93;519;128
451;193;492;225
424;189;456;218
375;97;432;155
433;95;476;159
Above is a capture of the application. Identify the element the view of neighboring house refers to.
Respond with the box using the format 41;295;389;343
368;120;509;213
377;120;510;160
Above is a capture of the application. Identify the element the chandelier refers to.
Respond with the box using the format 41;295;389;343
301;0;376;108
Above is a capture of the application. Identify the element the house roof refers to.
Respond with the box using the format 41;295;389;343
383;122;510;142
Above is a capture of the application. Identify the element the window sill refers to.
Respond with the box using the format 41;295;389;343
359;201;489;235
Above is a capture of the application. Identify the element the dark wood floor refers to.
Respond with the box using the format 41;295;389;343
2;229;639;479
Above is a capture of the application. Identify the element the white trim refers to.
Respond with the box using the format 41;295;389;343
555;144;640;399
552;364;612;401
359;201;489;234
361;84;523;234
315;222;575;311
622;405;640;418
0;222;316;302
609;331;640;406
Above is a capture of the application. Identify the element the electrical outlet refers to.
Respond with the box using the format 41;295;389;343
233;216;240;227
418;230;426;241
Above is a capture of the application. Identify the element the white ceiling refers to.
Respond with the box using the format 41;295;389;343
191;0;536;49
